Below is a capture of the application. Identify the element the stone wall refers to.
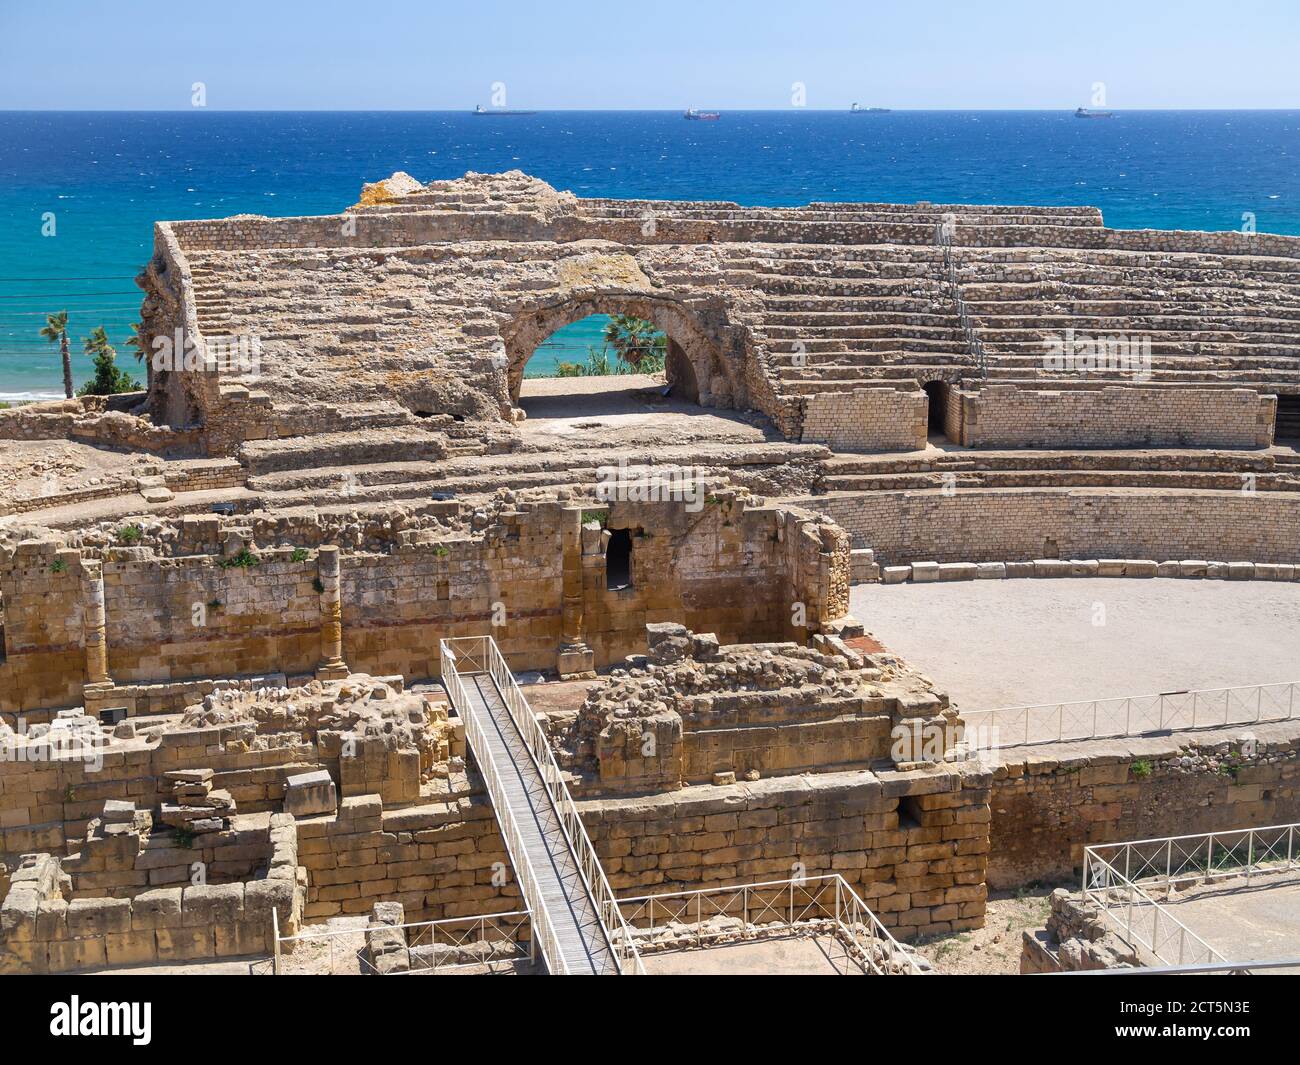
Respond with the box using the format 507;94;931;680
801;488;1300;567
0;817;302;973
955;385;1275;449
293;762;990;941
296;795;522;922
2;495;851;714
987;720;1300;888
801;387;928;452
582;765;991;940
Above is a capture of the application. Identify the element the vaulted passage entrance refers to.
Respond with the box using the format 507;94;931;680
1276;393;1300;441
923;381;951;441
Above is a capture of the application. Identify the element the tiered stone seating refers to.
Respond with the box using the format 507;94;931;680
820;448;1300;494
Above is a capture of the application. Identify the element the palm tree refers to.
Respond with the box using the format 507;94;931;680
39;310;74;399
124;322;145;362
124;322;150;390
603;315;667;372
79;325;139;396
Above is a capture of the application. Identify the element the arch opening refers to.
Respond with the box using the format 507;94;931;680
923;381;951;442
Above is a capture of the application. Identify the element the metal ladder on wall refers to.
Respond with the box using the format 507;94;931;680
936;220;989;378
439;635;644;975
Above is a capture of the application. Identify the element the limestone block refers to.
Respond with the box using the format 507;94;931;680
130;888;184;930
882;566;910;584
47;935;107;973
105;930;157;967
66;896;131;938
937;563;978;581
1005;561;1035;578
1178;560;1209;578
911;562;940;583
1156;561;1180;578
1124;560;1158;578
284;769;338;817
974;562;1005;579
1226;562;1255;580
1031;559;1068;578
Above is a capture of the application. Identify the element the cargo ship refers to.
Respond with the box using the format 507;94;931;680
850;103;891;113
1074;107;1114;118
684;108;721;121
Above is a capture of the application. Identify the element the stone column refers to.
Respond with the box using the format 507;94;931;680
81;558;111;687
316;545;349;680
557;508;595;677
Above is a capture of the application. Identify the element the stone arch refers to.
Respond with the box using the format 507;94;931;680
499;292;742;410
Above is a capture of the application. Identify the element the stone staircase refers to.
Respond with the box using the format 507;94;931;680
243;441;826;507
820;448;1300;494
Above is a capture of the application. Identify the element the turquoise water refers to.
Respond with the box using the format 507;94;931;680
525;314;612;377
1;110;1297;398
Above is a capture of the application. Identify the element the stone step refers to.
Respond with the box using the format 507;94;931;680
238;427;448;476
823;469;1300;493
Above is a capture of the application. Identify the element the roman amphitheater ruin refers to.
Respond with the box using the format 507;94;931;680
1;170;1298;975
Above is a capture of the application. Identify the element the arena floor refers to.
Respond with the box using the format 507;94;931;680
851;578;1300;712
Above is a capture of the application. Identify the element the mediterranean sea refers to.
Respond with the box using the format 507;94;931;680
1;109;1296;398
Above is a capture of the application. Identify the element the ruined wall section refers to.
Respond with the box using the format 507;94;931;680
801;488;1300;568
956;385;1275;449
2;495;854;714
988;721;1300;888
801;387;928;451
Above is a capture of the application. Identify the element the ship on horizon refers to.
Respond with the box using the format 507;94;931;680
473;104;537;116
850;103;891;113
684;108;721;121
1074;106;1114;118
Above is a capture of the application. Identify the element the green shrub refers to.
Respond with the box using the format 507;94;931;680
1130;759;1152;779
50;558;67;574
219;548;260;570
290;548;310;563
115;524;143;544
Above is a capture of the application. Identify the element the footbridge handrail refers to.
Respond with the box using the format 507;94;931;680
1081;850;1229;969
441;635;645;975
962;679;1300;749
439;643;572;973
1085;822;1299;891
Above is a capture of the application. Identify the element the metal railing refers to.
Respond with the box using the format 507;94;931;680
618;874;923;975
961;680;1299;748
1086;823;1299;892
936;221;987;378
273;909;534;975
441;635;645;975
1057;956;1300;975
1081;851;1228;968
439;639;573;974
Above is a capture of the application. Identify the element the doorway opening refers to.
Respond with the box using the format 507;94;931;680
606;528;633;591
923;381;950;441
1276;393;1300;441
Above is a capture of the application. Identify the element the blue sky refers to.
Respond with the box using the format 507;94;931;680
2;0;1299;110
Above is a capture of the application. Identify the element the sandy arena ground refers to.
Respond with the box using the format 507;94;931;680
518;374;780;450
1157;871;1300;969
852;578;1300;711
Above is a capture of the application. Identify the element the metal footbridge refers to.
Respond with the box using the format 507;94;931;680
439;636;643;975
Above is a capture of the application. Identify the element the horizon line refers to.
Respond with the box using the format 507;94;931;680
4;106;1300;114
